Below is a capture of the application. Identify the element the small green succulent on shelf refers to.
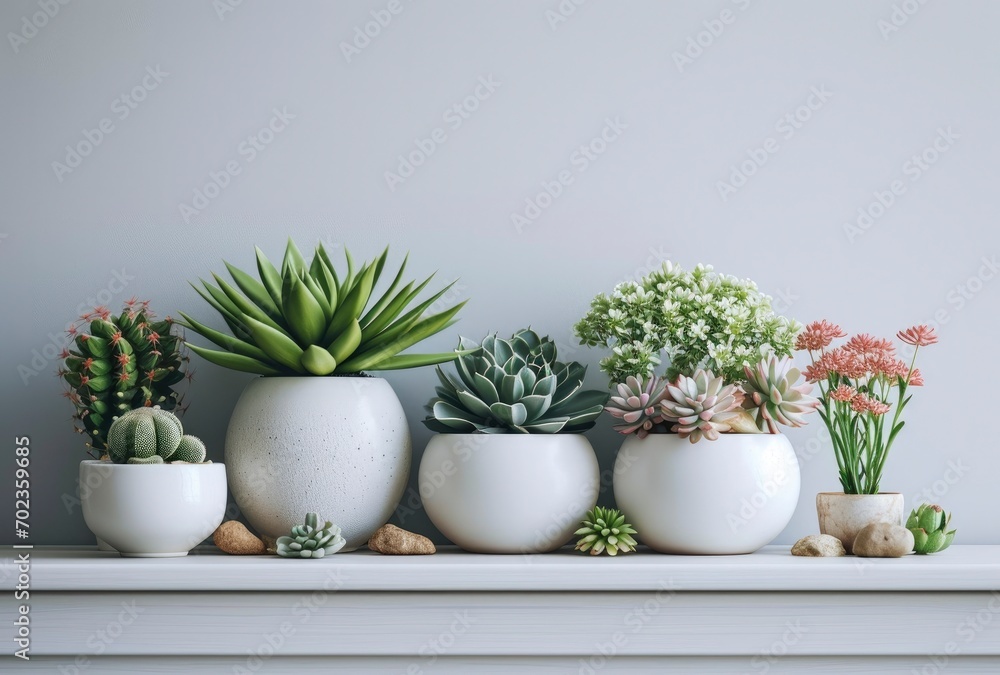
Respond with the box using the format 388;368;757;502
741;355;820;434
660;369;744;443
906;504;956;554
423;329;608;434
604;375;670;438
107;407;207;464
574;507;638;556
59;299;188;455
276;513;346;558
180;240;467;376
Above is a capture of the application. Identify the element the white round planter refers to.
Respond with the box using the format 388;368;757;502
613;433;800;555
226;376;410;551
80;460;227;557
419;434;600;554
817;492;904;553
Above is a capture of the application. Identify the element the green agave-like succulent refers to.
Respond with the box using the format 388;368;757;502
906;504;956;554
574;507;638;556
276;513;346;559
59;300;187;454
423;329;608;434
180;240;467;376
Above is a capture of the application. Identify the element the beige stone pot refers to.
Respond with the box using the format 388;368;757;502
816;492;904;553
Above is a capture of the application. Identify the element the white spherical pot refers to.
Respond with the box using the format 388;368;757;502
80;460;227;557
226;376;410;551
419;434;600;554
817;492;904;554
614;433;800;554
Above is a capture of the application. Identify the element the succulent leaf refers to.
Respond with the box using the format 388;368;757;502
276;512;346;558
574;507;638;556
740;355;820;433
660;369;745;443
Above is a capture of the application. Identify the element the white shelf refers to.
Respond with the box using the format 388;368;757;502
4;546;999;673
7;544;1000;592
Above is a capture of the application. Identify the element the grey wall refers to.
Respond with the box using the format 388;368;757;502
2;0;997;546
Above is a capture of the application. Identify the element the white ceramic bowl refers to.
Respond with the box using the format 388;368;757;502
80;460;227;557
614;433;800;555
419;434;600;554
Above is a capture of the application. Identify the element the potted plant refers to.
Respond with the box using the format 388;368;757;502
59;299;191;550
181;240;466;550
80;407;226;557
798;320;936;552
419;329;607;553
576;262;817;554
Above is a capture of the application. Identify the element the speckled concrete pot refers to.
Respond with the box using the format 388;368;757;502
225;376;411;551
817;492;904;554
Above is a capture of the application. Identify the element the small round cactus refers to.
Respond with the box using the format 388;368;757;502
276;513;346;559
906;504;956;554
106;407;206;464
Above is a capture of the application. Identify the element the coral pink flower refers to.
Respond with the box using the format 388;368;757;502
907;368;924;386
844;333;894;355
795;320;847;351
897;325;938;347
829;384;856;402
850;394;891;415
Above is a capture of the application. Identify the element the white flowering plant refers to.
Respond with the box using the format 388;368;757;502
576;262;818;442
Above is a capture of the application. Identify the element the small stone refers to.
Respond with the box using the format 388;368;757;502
213;521;266;555
853;523;914;558
368;524;436;555
791;534;846;557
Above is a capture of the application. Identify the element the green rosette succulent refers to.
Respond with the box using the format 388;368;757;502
741;355;820;433
276;513;346;558
906;504;956;554
59;300;188;454
423;329;608;434
574;507;638;556
181;240;467;376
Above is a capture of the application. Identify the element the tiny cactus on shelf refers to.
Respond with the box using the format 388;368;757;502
660;369;744;443
423;329;608;434
574;507;638;556
605;375;670;438
740;355;820;433
59;299;189;455
276;513;346;558
906;504;956;554
106;407;207;464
